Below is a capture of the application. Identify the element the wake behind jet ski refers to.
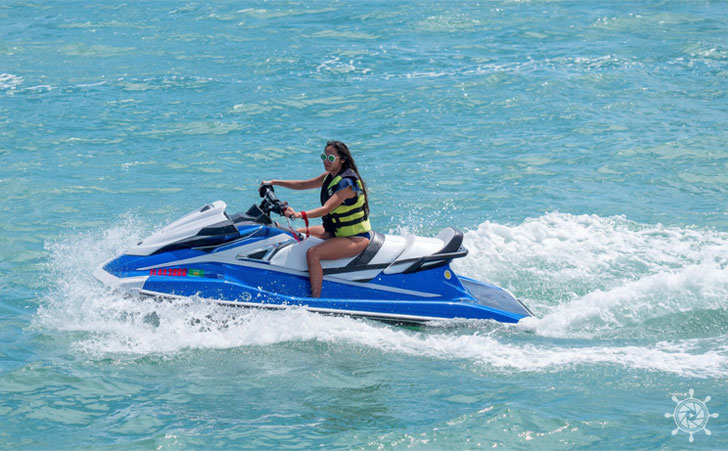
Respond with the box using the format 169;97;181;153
94;186;533;324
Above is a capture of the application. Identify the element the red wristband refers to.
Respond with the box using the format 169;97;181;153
300;211;310;238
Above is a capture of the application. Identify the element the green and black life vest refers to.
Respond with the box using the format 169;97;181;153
320;168;372;237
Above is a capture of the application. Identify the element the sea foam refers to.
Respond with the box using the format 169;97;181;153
455;212;728;338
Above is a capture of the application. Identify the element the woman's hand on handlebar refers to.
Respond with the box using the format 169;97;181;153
284;206;301;219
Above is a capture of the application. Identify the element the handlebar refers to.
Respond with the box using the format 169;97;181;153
257;183;304;241
258;183;288;216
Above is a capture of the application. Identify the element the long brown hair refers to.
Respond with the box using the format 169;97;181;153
326;140;369;215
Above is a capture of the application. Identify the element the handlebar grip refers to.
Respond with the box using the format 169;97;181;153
259;183;274;198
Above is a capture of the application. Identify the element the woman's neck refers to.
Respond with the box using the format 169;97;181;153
329;166;346;177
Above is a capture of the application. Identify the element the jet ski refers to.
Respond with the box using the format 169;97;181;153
93;185;533;324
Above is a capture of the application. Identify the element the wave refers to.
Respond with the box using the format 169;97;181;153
454;212;728;338
36;299;728;379
0;73;23;90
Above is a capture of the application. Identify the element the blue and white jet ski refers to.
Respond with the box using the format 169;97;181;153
94;186;533;324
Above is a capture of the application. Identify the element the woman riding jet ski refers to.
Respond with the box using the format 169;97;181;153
263;140;374;299
94;142;532;324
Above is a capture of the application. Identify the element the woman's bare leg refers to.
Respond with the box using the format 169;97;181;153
306;237;370;297
297;225;331;240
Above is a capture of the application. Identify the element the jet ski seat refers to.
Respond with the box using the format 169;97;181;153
434;227;464;254
338;228;467;277
345;231;386;267
344;228;463;271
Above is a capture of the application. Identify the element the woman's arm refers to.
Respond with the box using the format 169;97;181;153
285;187;355;219
264;173;327;191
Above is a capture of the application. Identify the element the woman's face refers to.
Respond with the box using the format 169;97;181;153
323;145;343;173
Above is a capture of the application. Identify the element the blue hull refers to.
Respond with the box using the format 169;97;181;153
99;254;531;323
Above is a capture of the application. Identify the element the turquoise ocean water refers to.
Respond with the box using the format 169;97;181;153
2;1;727;448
